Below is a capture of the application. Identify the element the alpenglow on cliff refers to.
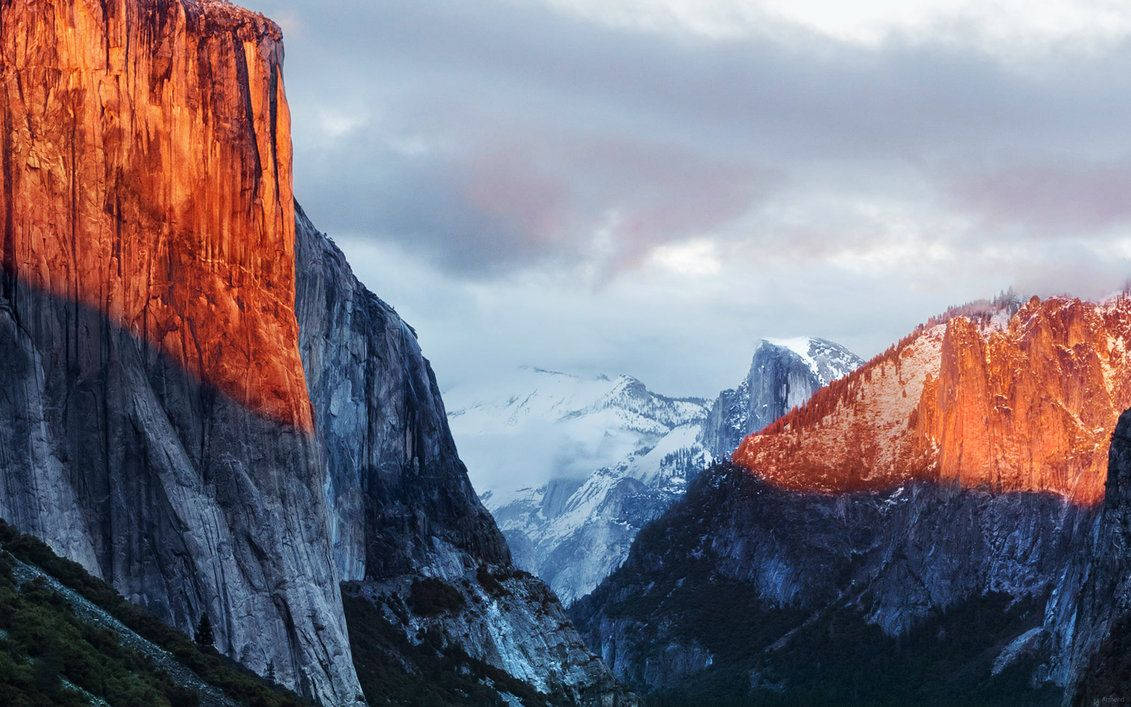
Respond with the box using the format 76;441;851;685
572;295;1131;703
0;1;621;703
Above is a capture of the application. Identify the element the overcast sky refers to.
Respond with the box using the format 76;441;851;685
244;0;1131;398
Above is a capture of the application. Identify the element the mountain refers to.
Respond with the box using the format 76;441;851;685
571;294;1131;702
734;295;1130;503
448;368;710;606
699;337;864;458
0;1;619;703
449;367;711;497
452;339;862;605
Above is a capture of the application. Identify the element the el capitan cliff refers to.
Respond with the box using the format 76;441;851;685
0;1;619;703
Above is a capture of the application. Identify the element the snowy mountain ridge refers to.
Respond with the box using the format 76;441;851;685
449;338;864;605
449;367;708;434
764;337;868;388
447;366;709;502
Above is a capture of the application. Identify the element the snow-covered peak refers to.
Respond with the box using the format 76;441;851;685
760;336;813;357
759;336;862;386
446;367;709;500
463;337;861;606
447;367;702;427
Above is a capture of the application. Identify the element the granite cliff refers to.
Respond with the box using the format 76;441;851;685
735;295;1131;504
700;337;863;459
0;1;354;701
297;210;621;704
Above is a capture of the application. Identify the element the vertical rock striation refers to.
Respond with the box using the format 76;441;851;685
734;296;1131;504
296;207;623;703
0;0;311;429
0;0;355;702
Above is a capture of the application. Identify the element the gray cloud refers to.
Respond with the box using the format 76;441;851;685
248;0;1131;279
239;0;1131;489
950;156;1131;236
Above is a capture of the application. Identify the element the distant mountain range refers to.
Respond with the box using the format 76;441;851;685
447;338;863;604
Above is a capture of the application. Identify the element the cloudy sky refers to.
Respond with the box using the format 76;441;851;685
245;0;1131;398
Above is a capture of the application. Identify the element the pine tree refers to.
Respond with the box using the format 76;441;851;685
195;612;214;650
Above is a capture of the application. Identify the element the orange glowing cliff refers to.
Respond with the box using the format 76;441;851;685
0;0;311;429
733;296;1131;505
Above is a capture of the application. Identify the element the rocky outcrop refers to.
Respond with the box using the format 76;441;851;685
734;296;1131;504
296;208;623;703
699;337;862;458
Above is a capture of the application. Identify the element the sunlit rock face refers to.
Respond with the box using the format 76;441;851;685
735;296;1131;505
0;1;354;702
0;0;311;430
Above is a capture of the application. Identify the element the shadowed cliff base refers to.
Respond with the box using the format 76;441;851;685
571;463;1101;703
1074;611;1131;704
0;518;306;706
0;266;358;703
